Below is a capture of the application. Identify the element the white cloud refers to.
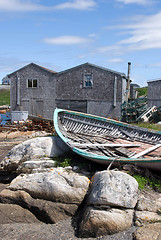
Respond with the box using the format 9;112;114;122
88;33;97;38
108;58;124;63
43;36;91;45
0;0;96;12
98;45;122;53
115;0;153;5
0;0;48;12
99;11;161;54
54;0;96;10
118;12;161;51
148;62;161;67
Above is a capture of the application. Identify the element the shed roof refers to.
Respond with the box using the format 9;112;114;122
130;83;140;88
147;78;161;83
57;62;126;77
8;63;57;77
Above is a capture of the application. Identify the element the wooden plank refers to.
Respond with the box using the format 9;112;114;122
0;126;17;132
71;143;141;147
120;129;133;138
131;144;161;158
28;115;53;122
112;147;135;158
97;147;118;157
63;115;111;130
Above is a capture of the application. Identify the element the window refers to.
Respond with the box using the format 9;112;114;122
33;79;37;87
28;79;37;88
28;79;32;88
83;74;93;88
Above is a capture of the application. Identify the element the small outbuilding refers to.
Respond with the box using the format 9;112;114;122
2;76;10;85
8;63;57;119
147;79;161;108
130;83;140;100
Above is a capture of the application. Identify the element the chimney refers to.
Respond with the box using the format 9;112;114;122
127;62;131;81
126;62;131;101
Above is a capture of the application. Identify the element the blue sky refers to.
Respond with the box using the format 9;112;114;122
1;0;161;86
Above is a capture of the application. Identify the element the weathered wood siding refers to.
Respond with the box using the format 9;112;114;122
87;101;123;119
55;100;87;113
9;63;127;119
56;64;126;119
10;64;56;119
147;80;161;108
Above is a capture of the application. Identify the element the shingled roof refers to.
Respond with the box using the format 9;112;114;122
57;62;126;77
8;62;57;77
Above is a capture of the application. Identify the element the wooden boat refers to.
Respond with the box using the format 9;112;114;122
54;109;161;171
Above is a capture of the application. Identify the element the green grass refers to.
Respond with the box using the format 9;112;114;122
133;174;161;192
0;89;10;106
54;156;72;168
133;175;148;190
136;86;148;97
53;153;99;172
133;122;161;132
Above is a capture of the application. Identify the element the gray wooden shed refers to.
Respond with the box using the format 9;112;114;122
55;63;127;119
147;79;161;108
8;63;57;119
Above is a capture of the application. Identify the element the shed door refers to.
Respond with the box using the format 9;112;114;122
33;99;44;117
22;100;29;112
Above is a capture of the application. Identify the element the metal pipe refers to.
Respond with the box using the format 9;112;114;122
113;76;117;107
16;72;20;106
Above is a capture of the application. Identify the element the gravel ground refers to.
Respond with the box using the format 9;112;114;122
0;219;136;240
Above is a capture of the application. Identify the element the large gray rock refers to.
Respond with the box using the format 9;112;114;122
134;223;161;240
135;210;161;227
0;136;70;173
16;158;56;174
87;170;138;209
79;206;134;238
0;170;89;203
0;189;78;223
137;190;161;212
0;170;90;223
77;170;138;238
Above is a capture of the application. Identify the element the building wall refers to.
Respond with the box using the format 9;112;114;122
9;63;126;119
56;64;125;118
10;64;56;119
87;101;122;120
147;81;161;108
55;99;87;113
